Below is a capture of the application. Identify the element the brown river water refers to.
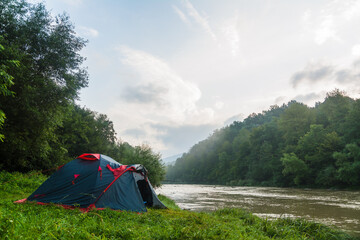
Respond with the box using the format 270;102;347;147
156;184;360;236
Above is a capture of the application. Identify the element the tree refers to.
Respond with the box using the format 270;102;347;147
295;124;342;186
165;92;360;188
281;153;309;186
316;89;353;135
343;99;360;143
246;123;279;183
333;143;360;185
0;37;18;141
0;0;88;171
123;145;165;187
278;101;314;146
57;105;117;158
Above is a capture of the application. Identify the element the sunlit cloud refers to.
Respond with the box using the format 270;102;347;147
214;101;224;110
351;44;360;56
107;46;221;155
222;13;240;57
314;15;338;45
302;0;360;45
117;45;205;124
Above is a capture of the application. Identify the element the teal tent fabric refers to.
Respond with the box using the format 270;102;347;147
26;154;166;212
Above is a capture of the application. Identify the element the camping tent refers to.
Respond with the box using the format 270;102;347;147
25;153;166;212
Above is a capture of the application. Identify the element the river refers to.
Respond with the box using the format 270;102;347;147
156;184;360;236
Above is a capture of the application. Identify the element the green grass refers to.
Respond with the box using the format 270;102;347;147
0;171;358;240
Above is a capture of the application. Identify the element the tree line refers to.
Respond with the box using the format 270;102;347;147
166;90;360;188
0;0;165;187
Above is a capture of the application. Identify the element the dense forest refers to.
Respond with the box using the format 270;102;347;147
0;0;165;187
167;90;360;188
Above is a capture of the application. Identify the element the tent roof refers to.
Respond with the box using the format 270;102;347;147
77;153;100;160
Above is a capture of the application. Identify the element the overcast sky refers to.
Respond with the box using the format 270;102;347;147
35;0;360;158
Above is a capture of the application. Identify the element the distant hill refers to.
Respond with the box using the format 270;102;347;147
166;90;360;188
162;154;183;166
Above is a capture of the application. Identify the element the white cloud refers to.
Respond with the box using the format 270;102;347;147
180;0;217;41
288;59;360;103
117;46;205;124
107;46;220;154
222;13;240;57
174;1;241;57
314;15;338;45
173;6;190;25
215;101;224;110
351;44;360;56
303;0;360;45
78;26;99;38
340;0;360;20
302;10;311;22
291;61;334;88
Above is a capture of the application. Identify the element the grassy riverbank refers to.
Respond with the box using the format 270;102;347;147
1;171;358;239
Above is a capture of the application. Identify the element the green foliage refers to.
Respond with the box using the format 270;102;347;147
167;91;360;188
278;101;315;146
295;124;343;186
0;36;18;141
0;172;356;240
344;99;360;143
0;39;16;98
0;171;47;198
57;104;117;159
333;143;360;185
316;89;353;134
281;153;308;185
0;0;88;171
121;145;165;188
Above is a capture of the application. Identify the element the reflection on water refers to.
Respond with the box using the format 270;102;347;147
157;184;360;236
